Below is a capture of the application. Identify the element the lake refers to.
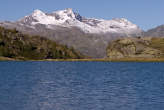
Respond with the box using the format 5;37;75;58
0;62;164;110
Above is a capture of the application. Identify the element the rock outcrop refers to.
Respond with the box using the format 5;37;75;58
107;37;164;58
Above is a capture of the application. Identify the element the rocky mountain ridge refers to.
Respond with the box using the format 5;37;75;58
144;25;164;37
16;8;142;35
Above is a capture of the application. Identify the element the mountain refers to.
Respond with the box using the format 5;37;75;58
144;25;164;37
106;37;164;59
0;8;143;58
0;26;84;60
17;8;142;34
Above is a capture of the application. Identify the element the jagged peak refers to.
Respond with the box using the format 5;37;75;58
33;9;44;13
15;8;142;34
32;9;45;17
52;8;76;19
65;8;73;13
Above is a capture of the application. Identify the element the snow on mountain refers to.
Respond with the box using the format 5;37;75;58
17;8;142;35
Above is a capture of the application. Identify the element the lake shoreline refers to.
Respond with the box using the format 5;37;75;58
1;57;164;62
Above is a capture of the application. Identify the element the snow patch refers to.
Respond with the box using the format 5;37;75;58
19;8;142;34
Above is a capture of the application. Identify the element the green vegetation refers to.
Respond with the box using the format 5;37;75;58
149;37;164;57
106;37;164;59
0;27;84;60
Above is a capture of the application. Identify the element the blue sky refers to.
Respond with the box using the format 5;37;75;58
0;0;163;30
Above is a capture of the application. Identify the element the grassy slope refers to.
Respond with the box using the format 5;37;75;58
0;27;84;60
105;37;164;62
149;37;164;57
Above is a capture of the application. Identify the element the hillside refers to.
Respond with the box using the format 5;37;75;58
0;27;84;60
144;25;164;37
107;37;164;59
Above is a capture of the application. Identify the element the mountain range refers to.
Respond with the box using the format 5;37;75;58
0;8;163;58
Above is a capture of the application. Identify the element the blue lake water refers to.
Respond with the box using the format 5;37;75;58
0;62;164;110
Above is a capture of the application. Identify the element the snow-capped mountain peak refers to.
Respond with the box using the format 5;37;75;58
17;8;142;35
32;9;45;17
53;8;75;19
20;8;77;25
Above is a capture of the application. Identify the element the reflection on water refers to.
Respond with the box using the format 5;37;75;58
0;62;164;110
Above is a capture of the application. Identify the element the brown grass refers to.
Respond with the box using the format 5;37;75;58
33;58;164;62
